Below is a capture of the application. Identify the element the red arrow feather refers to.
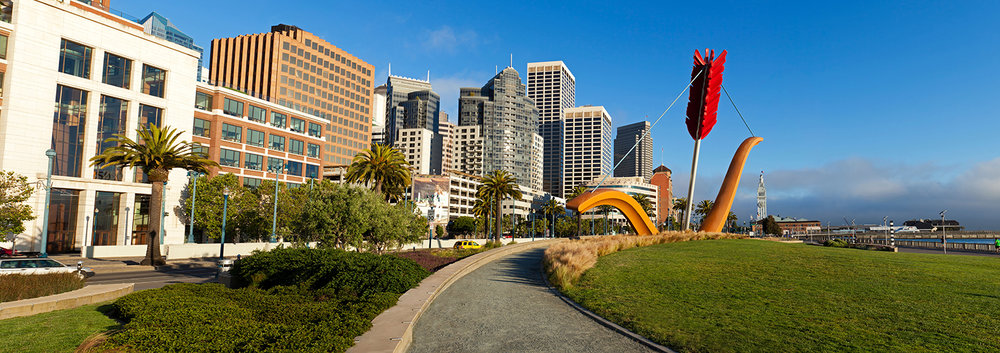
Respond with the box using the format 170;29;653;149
685;49;727;140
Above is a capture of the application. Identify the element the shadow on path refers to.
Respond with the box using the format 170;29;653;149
408;247;652;353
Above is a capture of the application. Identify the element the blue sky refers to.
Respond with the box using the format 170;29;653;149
115;0;1000;229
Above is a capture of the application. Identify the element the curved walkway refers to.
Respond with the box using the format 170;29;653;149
408;247;652;353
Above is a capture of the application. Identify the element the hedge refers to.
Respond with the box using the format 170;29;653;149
0;273;85;302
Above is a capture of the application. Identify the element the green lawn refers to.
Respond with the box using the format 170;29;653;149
0;302;119;353
563;239;1000;353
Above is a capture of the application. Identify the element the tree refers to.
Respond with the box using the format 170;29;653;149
567;185;588;237
472;197;492;239
0;171;35;247
695;199;715;224
182;174;267;243
478;170;522;242
631;194;654;218
541;199;564;238
90;125;217;266
726;212;738;232
597;205;615;235
345;144;411;200
448;216;477;237
763;215;782;236
293;181;375;249
435;225;446;239
673;197;689;226
363;203;424;254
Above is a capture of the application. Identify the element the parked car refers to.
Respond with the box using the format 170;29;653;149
453;241;482;250
0;246;21;258
0;258;95;278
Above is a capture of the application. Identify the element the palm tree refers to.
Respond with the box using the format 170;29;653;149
632;194;654;218
695;199;715;226
472;196;492;239
541;199;564;237
345;144;411;200
673;197;688;222
726;211;738;233
597;205;615;235
90;125;216;266
478;170;522;242
567;185;588;237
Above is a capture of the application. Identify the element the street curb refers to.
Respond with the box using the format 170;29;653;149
540;257;676;353
0;283;134;320
347;239;563;353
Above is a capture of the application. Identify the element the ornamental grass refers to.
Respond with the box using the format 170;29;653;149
543;231;744;289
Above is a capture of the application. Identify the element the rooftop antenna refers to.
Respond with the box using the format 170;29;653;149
388;62;391;77
495;65;498;74
510;53;513;68
427;70;430;82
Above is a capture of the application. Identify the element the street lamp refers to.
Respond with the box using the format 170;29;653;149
188;171;200;244
39;149;56;257
940;210;948;254
219;186;230;260
124;206;131;245
269;162;285;243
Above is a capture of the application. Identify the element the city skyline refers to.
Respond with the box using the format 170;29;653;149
107;0;1000;228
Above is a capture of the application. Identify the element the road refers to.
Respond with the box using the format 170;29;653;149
87;267;218;291
408;247;653;353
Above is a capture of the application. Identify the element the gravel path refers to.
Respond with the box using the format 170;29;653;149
409;247;652;353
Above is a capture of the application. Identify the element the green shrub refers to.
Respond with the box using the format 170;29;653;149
229;247;430;298
483;241;503;249
101;283;398;352
0;273;85;302
824;239;849;248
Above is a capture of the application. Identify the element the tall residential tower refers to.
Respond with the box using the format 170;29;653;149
527;61;575;198
563;106;613;196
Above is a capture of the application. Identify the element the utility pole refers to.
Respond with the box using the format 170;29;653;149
940;210;948;254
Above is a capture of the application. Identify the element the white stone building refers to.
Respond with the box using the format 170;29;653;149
563;105;613;196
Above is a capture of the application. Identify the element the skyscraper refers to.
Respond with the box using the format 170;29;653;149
527;61;575;198
613;121;653;181
371;84;388;145
458;67;542;190
439;112;454;172
563;106;613;196
384;75;439;145
137;12;204;80
209;24;375;166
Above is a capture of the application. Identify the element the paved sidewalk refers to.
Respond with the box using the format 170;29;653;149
408;248;652;353
48;254;219;274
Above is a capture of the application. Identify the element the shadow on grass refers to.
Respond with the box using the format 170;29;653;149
76;304;124;352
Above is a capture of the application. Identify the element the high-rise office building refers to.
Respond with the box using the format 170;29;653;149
614;121;653;181
136;12;204;80
527;61;575;198
563;106;613;196
458;67;542;190
0;0;199;252
396;128;435;174
439;112;453;172
209;24;374;166
371;84;387;145
384;75;439;145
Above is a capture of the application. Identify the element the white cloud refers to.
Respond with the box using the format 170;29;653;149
432;74;486;119
423;26;478;53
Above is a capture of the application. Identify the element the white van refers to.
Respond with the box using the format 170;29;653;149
0;258;94;277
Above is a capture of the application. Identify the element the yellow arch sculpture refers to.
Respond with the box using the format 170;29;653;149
565;136;763;235
565;190;658;235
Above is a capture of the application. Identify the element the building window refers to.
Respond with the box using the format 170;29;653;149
271;112;287;129
269;134;285;151
221;123;242;142
94;95;128;180
192;143;209;158
223;98;243;117
192;118;210;137
286;161;302;176
59;39;92;78
248;105;266;123
138;104;162;128
308;123;322;138
247;129;265;147
244;153;263;170
305;164;319;179
290;117;305;133
267;157;284;172
219;148;240;167
101;53;132;89
0;34;8;60
52;85;88;177
289;139;304;155
307;143;320;158
243;177;261;188
141;64;165;97
195;92;213;110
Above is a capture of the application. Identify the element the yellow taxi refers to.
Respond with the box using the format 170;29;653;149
454;240;482;250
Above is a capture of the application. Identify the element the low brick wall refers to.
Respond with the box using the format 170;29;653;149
0;283;134;320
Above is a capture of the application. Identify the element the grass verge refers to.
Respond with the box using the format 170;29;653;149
0;301;118;353
563;239;1000;352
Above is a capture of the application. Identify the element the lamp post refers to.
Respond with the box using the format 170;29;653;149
124;206;131;245
40;149;56;257
160;180;167;244
270;163;285;243
83;216;90;251
92;208;99;246
219;187;230;260
940;210;947;254
188;171;200;244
